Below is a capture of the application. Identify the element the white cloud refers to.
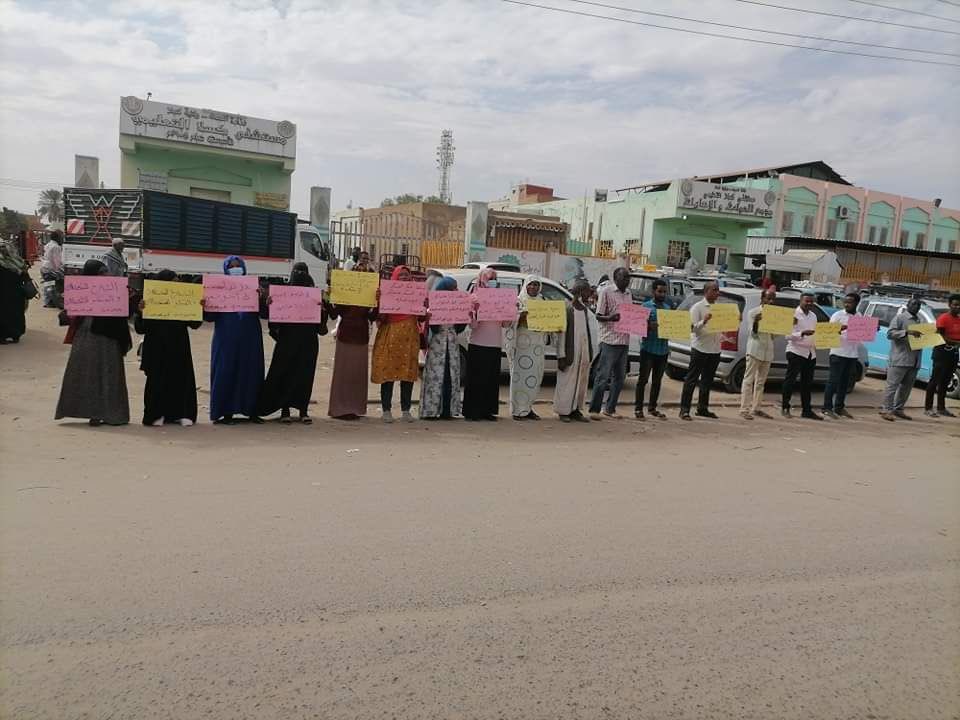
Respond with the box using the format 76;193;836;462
0;0;957;218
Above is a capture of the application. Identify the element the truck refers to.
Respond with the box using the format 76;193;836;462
61;187;333;285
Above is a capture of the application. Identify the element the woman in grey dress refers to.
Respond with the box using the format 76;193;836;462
55;259;132;426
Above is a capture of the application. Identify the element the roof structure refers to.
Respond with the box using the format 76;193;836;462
615;161;850;194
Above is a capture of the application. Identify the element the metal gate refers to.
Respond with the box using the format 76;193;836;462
331;212;463;269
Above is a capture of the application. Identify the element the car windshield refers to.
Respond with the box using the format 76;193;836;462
628;276;657;301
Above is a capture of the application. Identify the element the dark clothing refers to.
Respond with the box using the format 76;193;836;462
258;321;324;416
209;312;264;420
463;344;501;419
680;349;721;413
380;380;414;412
0;268;28;341
782;351;816;412
589;343;628;414
926;346;958;411
635;349;668;412
134;314;201;424
329;304;377;344
822;355;857;412
55;317;130;424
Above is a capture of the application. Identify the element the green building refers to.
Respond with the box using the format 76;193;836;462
119;95;296;209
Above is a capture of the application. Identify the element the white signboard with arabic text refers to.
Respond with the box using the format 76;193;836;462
677;179;775;219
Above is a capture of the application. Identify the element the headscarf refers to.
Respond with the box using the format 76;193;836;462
476;268;497;290
79;257;131;353
434;276;457;292
425;270;443;292
0;242;27;274
518;274;542;314
83;259;106;276
289;261;314;287
156;269;176;282
222;255;246;275
382;264;416;323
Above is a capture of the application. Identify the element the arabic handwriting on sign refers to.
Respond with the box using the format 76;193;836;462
64;276;129;317
143;280;203;321
813;322;842;349
757;305;794;336
525;300;567;333
201;275;259;312
379;280;427;315
476;287;518;322
845;315;879;343
655;309;693;341
427;291;473;325
614;303;650;337
268;285;322;323
329;269;379;308
907;323;945;351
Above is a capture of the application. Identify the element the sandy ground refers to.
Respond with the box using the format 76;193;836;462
2;300;959;719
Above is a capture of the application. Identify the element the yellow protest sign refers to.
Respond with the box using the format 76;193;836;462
704;302;740;332
142;280;203;321
813;322;841;349
908;323;945;351
757;304;795;335
330;269;379;308
525;299;566;332
656;309;692;341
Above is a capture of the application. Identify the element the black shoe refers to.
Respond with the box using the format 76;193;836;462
893;410;912;421
634;410;646;421
939;409;956;418
513;414;528;421
679;411;692;421
485;415;498;421
781;408;792;418
649;409;666;419
801;411;824;421
695;410;718;419
249;416;265;424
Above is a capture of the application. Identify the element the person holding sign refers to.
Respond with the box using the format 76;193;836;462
588;267;632;420
208;256;266;425
739;288;777;420
634;279;670;421
464;269;512;421
371;265;425;423
507;276;549;420
327;260;378;420
925;293;960;417
55;260;132;426
680;282;722;421
880;297;924;421
258;264;327;425
821;293;863;420
781;291;822;420
133;270;202;427
554;280;595;422
420;277;466;420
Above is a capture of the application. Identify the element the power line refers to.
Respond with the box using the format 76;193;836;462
563;0;960;57
935;0;960;7
726;0;960;36
501;0;960;66
841;0;960;24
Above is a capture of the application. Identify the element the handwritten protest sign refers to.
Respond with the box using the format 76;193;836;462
142;280;203;321
202;275;259;312
526;299;567;332
427;290;472;325
814;322;842;349
844;315;878;343
329;269;378;307
268;285;322;323
704;302;740;332
64;276;128;317
656;309;692;341
614;303;650;337
757;304;795;336
476;287;518;322
379;279;427;315
908;323;945;351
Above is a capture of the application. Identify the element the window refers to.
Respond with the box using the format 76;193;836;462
868;303;898;327
299;231;325;260
705;246;728;265
879;227;888;246
802;215;815;235
916;232;926;249
867;226;877;244
845;223;856;241
950;241;957;254
826;219;838;239
539;283;569;301
899;229;909;248
935;237;943;252
781;211;794;235
666;240;690;268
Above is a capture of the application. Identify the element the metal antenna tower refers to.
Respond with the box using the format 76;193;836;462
435;129;455;203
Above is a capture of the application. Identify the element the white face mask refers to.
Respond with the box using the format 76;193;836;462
227;266;244;276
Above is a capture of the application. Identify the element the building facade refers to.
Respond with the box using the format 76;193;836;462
119;96;296;209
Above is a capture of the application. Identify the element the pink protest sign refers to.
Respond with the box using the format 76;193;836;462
268;285;322;323
64;276;129;317
844;315;879;343
476;287;518;322
615;303;651;337
379;279;428;315
428;290;473;325
202;275;259;312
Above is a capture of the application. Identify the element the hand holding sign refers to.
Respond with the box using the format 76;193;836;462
614;303;650;337
908;323;944;350
844;315;878;343
330;269;379;308
656;309;692;341
476;287;518;322
64;276;129;317
268;285;323;323
813;322;842;349
757;305;794;335
705;303;740;332
379;279;427;315
143;280;203;321
202;275;259;312
526;299;566;332
428;290;472;325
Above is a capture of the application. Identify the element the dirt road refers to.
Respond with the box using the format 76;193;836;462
2;302;959;719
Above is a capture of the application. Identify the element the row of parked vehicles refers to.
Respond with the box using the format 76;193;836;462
439;262;960;400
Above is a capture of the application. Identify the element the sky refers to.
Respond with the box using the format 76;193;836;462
1;0;958;219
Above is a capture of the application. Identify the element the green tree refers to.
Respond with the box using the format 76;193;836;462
379;193;450;207
0;207;29;240
37;188;64;223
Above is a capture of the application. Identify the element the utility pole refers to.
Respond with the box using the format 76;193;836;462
436;130;455;204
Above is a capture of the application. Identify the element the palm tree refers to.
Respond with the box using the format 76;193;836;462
37;189;64;223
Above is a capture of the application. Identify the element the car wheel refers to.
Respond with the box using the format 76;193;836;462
665;364;686;381
948;369;960;400
724;359;745;394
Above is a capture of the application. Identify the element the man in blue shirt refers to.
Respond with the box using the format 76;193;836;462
634;279;670;420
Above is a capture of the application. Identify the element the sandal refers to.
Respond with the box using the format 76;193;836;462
300;416;312;425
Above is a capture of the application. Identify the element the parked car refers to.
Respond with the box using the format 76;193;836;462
856;294;959;399
665;288;868;393
687;275;757;290
778;286;846;316
439;269;601;376
628;272;691;306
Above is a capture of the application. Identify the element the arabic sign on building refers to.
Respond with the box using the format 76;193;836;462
119;96;296;159
677;179;775;219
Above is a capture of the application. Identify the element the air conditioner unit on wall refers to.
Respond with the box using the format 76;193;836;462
836;206;849;219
